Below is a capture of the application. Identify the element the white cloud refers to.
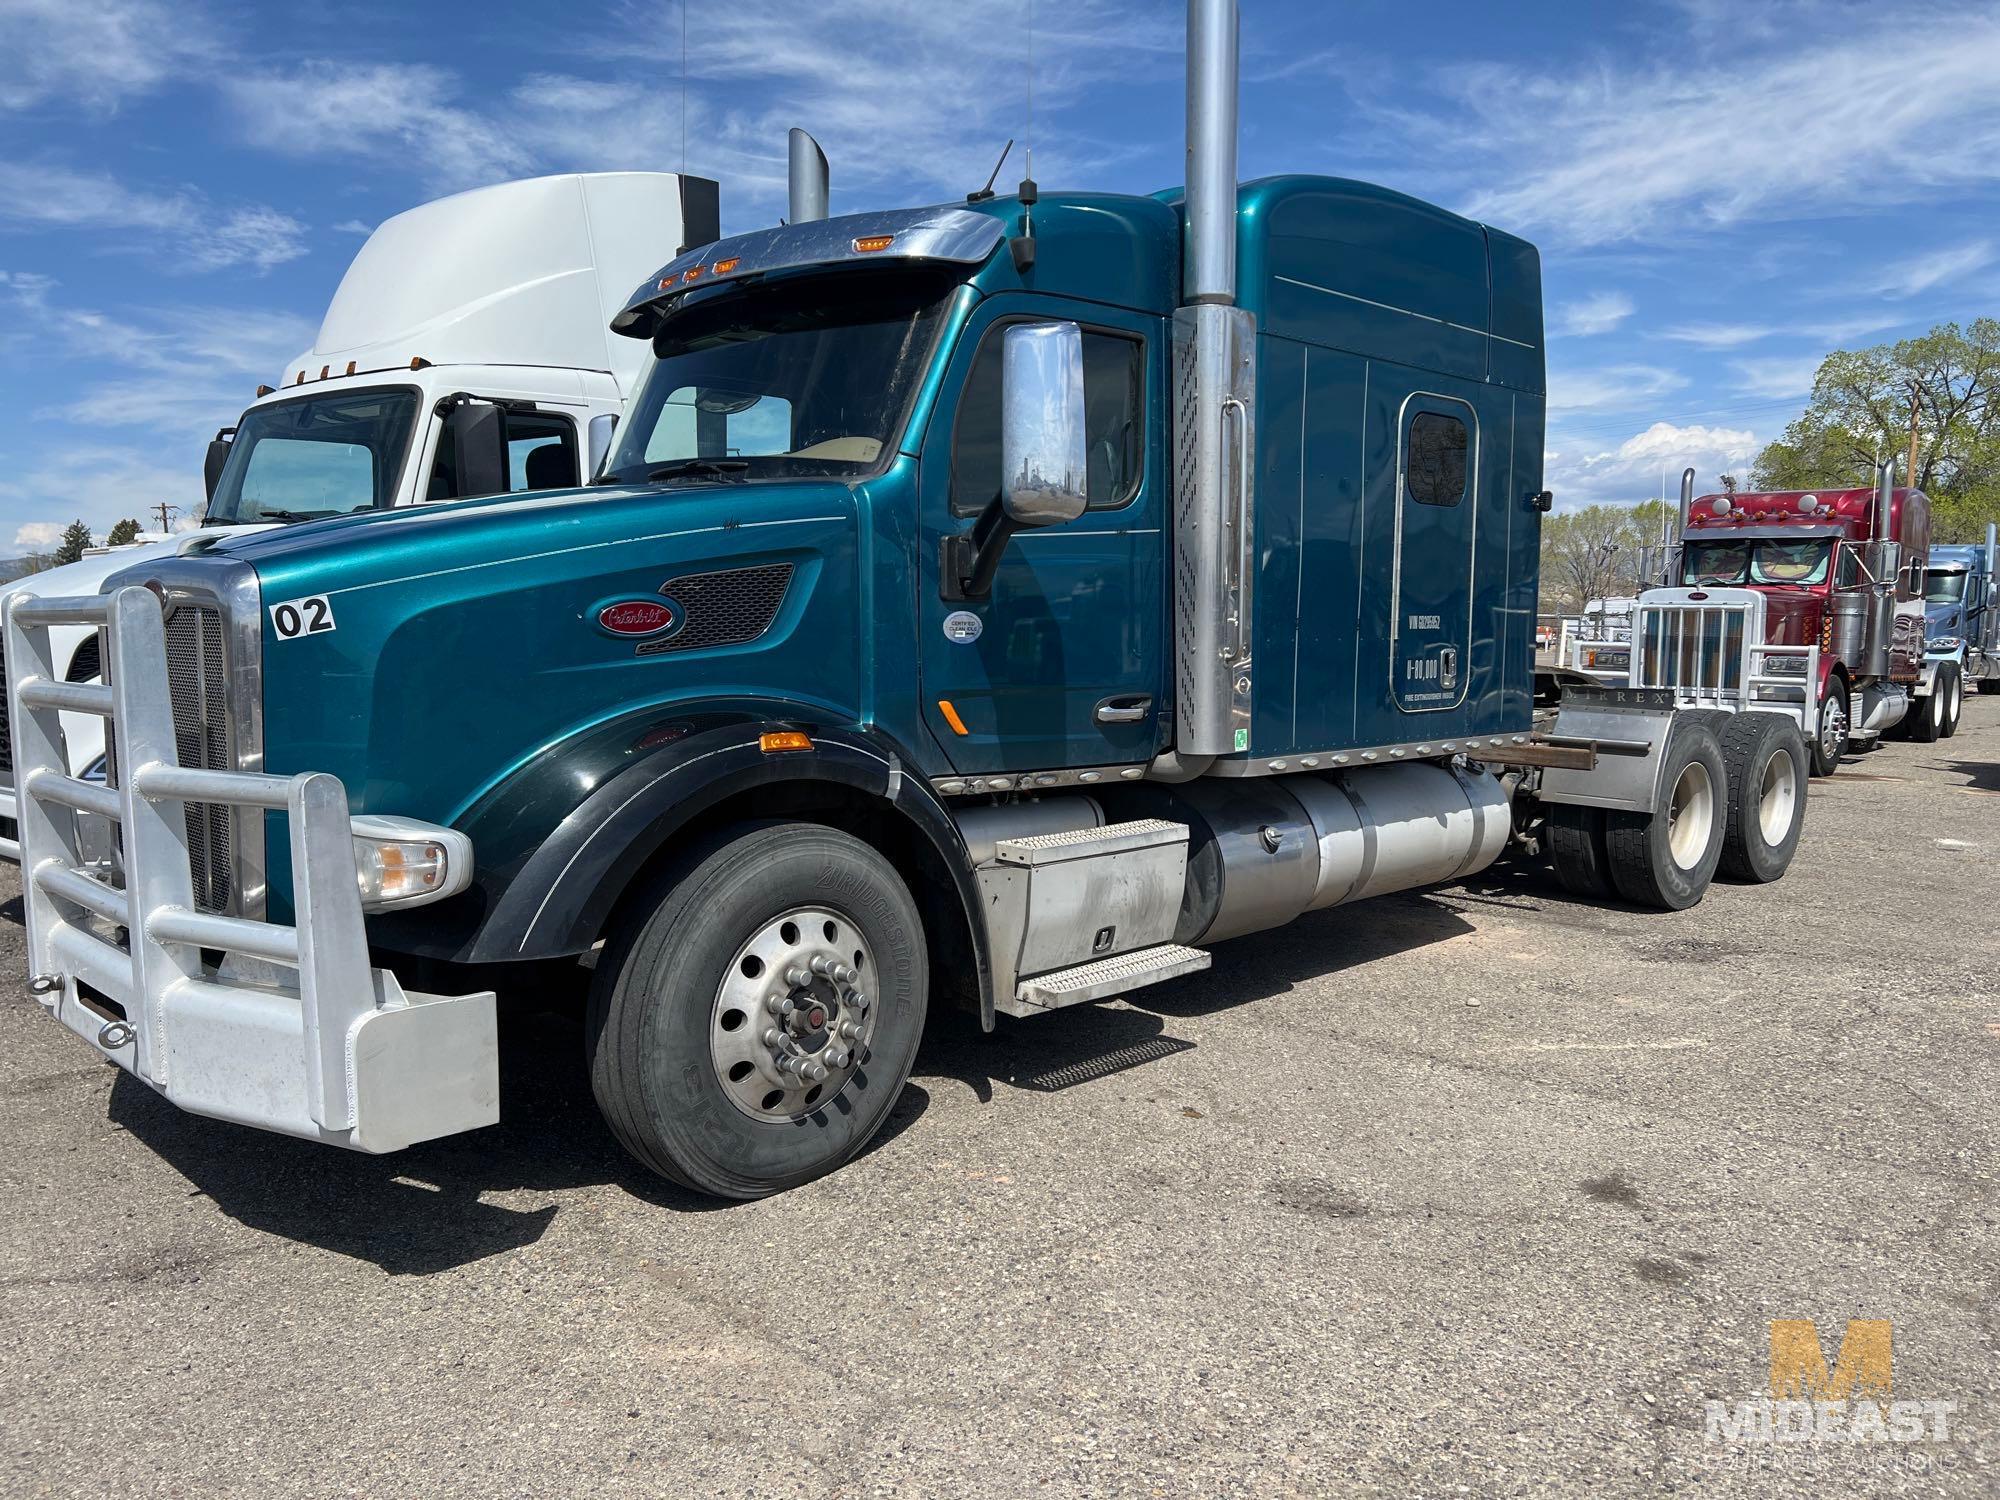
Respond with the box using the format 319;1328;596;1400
0;445;204;552
1548;420;1762;508
1660;322;1771;350
222;2;1174;213
1400;6;2000;246
1555;291;1636;338
0;0;211;114
331;219;373;235
0;162;306;271
1731;355;1826;399
1548;364;1688;414
1873;240;1994;298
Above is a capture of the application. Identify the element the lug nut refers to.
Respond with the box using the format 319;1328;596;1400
765;994;793;1017
802;1060;828;1083
826;1048;850;1070
848;992;870;1014
838;1020;861;1040
809;955;836;977
786;966;813;987
833;964;858;986
762;1027;785;1048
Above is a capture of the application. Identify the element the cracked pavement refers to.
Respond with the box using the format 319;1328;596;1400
2;704;1995;1497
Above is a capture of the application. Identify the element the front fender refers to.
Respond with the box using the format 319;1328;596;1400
368;703;994;1021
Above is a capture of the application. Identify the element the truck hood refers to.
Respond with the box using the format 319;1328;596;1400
1926;601;1964;636
221;479;859;602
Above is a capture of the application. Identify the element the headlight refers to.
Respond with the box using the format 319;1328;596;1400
1929;636;1963;653
1584;648;1629;670
350;815;473;910
1762;655;1808;676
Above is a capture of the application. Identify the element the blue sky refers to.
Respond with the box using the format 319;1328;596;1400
1;0;1996;547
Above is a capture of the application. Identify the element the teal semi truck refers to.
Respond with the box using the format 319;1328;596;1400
1926;526;1999;699
4;0;1814;1199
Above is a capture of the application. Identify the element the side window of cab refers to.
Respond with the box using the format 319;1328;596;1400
427;408;579;500
951;325;1143;516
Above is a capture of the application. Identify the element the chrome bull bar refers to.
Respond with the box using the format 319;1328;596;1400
5;586;497;1152
1564;587;1820;733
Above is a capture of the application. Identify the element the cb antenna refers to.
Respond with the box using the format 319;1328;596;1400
1011;0;1040;271
968;139;1014;202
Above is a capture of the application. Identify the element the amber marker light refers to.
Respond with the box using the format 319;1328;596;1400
760;731;813;753
712;257;740;274
937;700;969;736
852;234;895;253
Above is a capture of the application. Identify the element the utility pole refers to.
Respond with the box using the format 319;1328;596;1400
152;502;180;534
1906;380;1923;492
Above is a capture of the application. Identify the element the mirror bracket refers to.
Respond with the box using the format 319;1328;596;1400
939;495;1020;603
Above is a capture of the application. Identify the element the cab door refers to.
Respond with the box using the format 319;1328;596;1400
916;297;1164;775
1389;395;1478;713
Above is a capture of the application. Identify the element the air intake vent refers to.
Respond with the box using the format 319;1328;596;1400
643;563;795;656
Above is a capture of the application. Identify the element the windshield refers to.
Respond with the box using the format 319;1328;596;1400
1682;538;1832;587
1926;569;1967;604
206;387;420;523
601;270;954;485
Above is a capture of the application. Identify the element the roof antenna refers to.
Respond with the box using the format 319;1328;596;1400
679;0;687;174
968;139;1014;203
1011;0;1039;272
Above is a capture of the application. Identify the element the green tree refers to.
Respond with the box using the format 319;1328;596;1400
1751;320;2000;540
52;519;93;567
1539;499;1676;615
105;517;142;547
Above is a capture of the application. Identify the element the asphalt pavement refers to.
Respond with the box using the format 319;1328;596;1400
2;704;1996;1498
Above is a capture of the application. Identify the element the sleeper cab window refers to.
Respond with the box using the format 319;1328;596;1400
952;324;1144;516
1405;410;1469;507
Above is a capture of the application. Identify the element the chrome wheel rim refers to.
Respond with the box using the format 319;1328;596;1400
1666;760;1716;870
710;905;877;1122
1820;695;1847;759
1756;749;1796;846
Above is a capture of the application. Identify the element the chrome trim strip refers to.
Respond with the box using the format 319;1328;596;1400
1200;732;1533;778
932;764;1149;796
1274;274;1539;351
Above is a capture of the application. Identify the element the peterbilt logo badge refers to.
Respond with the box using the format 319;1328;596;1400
595;599;679;638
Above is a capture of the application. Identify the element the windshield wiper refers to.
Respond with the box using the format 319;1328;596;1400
639;458;751;483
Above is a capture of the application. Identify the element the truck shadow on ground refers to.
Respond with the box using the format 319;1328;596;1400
1940;757;2000;794
104;997;932;1275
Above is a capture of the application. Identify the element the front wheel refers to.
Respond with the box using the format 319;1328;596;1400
1940;663;1964;738
1904;673;1945;743
587;822;928;1199
1810;679;1849;776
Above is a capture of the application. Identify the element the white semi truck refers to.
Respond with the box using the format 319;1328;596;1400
0;169;719;859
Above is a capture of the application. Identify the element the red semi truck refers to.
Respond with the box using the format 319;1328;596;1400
1670;463;1948;773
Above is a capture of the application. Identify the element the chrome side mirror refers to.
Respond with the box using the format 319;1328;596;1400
1000;320;1088;528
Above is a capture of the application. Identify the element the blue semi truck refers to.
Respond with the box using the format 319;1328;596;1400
1925;526;1999;703
3;0;1815;1199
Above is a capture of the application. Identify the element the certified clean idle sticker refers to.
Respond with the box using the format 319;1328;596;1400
942;610;983;644
270;595;336;639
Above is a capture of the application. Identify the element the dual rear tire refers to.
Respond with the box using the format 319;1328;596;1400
1546;712;1806;908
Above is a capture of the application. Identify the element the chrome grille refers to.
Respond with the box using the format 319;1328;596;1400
0;635;10;779
164;606;235;913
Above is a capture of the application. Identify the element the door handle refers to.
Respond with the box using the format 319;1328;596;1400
1095;695;1152;724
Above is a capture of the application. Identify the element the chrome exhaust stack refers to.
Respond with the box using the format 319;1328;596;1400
1169;0;1257;763
787;128;829;224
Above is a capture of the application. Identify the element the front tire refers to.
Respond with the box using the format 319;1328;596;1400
1904;673;1945;743
1716;713;1807;882
1810;678;1849;776
587;822;928;1199
1605;717;1728;910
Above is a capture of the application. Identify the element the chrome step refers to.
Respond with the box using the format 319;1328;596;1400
992;817;1189;866
1009;942;1211;1014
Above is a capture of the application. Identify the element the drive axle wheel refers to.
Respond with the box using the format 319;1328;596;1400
587;822;927;1200
1905;672;1945;743
1605;717;1727;910
1716;712;1807;882
1940;662;1964;739
1546;802;1613;898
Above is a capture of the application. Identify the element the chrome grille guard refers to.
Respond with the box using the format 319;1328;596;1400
4;585;497;1153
